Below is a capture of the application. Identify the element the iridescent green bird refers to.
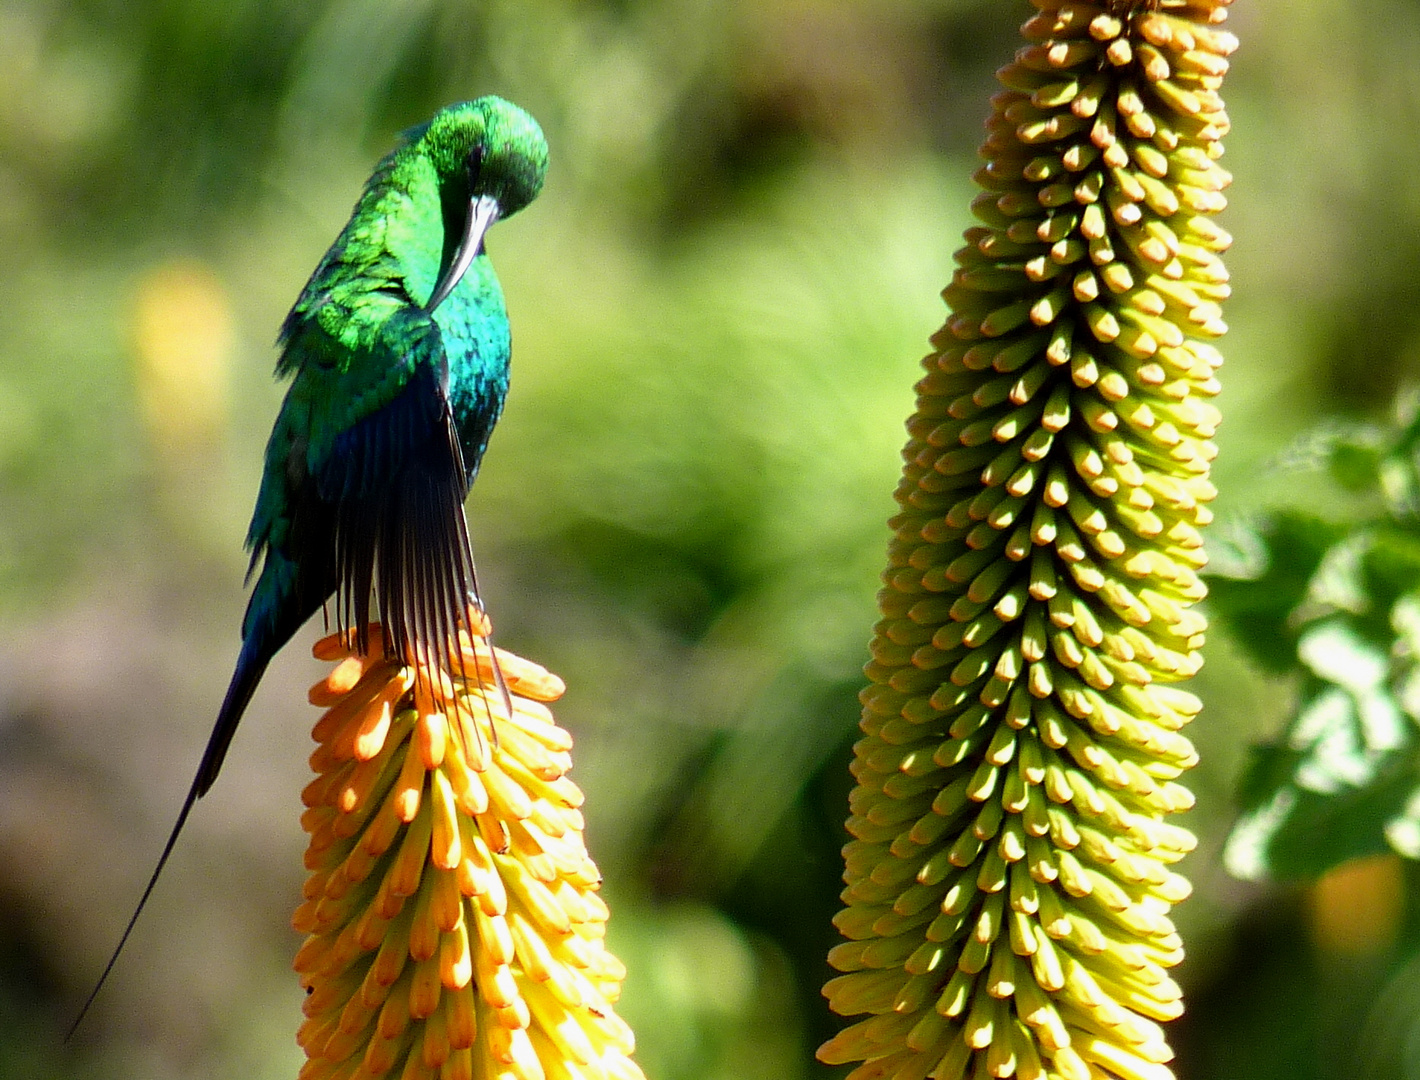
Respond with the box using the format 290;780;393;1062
73;97;548;1030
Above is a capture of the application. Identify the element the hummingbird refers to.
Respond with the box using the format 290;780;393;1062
71;96;549;1032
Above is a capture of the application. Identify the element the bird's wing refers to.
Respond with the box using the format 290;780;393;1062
290;301;480;670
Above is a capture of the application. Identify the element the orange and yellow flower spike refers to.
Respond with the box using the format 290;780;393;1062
294;616;642;1080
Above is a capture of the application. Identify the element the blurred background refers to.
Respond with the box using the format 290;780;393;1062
0;0;1417;1077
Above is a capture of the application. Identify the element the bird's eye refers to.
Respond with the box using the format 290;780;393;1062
466;145;485;182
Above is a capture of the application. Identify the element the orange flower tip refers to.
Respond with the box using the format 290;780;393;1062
451;770;490;817
606;1055;647;1080
448;1019;477;1051
502;998;534;1032
309;656;367;706
415;711;449;769
312;630;356;662
308;684;345;708
409;988;441;1022
413;666;459;704
395;788;421;823
815;1034;856;1066
291;905;319;936
440;957;474;992
460;605;494;639
498;659;567;703
353;704;394;761
475;814;512;855
312;624;389;662
432;846;462;874
452;640;566;704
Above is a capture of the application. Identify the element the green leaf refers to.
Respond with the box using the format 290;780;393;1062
1206;512;1351;675
1226;747;1417;880
1362;526;1420;613
1225;621;1417;880
1329;438;1384;493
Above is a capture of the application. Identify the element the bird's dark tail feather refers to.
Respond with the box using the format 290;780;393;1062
66;640;272;1039
196;640;273;798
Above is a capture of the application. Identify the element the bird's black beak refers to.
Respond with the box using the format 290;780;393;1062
425;194;500;313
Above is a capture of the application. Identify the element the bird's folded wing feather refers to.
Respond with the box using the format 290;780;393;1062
287;302;478;667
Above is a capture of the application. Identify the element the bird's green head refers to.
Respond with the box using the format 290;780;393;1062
413;97;548;312
420;97;548;220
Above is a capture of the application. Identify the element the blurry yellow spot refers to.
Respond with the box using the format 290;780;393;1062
1311;854;1403;958
131;260;234;453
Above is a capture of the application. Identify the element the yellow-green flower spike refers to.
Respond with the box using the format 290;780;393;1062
294;618;643;1080
820;3;1234;1078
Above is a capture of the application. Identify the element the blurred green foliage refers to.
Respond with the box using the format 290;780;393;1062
1214;401;1420;880
3;1;1420;1079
